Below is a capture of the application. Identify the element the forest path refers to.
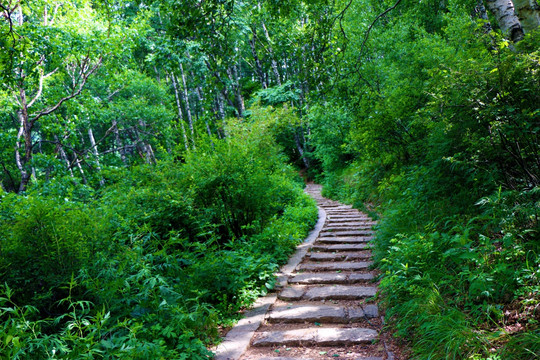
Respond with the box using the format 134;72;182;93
216;184;396;360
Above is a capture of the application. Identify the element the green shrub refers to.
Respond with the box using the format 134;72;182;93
0;194;107;308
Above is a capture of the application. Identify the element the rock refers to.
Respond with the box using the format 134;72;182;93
268;305;347;323
349;273;375;282
323;226;373;232
309;251;371;261
316;327;378;345
298;261;372;271
326;215;369;219
348;304;379;321
253;328;378;347
317;237;372;243
304;285;378;300
324;222;374;227
289;272;348;284
255;358;315;360
252;328;317;346
309;252;349;260
311;244;369;252
279;286;306;301
320;230;374;237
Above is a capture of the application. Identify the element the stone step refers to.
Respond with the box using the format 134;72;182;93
322;226;372;232
317;237;372;243
249;357;383;360
311;243;369;252
325;213;362;217
248;358;315;360
252;327;378;347
279;285;378;301
326;222;376;227
326;215;369;219
320;230;374;237
289;272;374;284
298;261;372;271
324;225;374;230
304;285;377;300
325;208;361;212
267;305;347;323
309;252;371;261
267;305;380;324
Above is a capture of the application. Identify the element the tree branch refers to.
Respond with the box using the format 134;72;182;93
30;56;102;125
360;0;402;56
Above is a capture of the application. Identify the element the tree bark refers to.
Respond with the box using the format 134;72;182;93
294;132;310;169
112;119;127;165
485;0;525;41
249;28;267;89
261;21;282;86
179;63;195;148
88;128;105;186
232;62;245;117
513;0;540;32
475;0;493;32
54;135;74;177
171;73;189;151
216;93;227;137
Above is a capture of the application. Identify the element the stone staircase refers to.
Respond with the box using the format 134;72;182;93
216;184;394;360
216;185;394;360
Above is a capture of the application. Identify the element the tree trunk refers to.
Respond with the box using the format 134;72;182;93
249;29;267;89
485;0;525;41
54;135;74;177
475;0;493;32
193;82;215;141
112;119;127;165
513;0;540;32
73;153;87;184
171;73;189;151
261;21;282;86
179;63;195;148
15;109;32;192
294;132;310;169
232;63;245;117
88;128;105;186
216;93;227;137
137;120;156;164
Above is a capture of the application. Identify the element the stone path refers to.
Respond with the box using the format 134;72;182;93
216;184;395;360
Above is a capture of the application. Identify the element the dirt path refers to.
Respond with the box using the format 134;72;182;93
215;184;399;360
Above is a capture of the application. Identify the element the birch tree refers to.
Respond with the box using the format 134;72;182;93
0;0;111;191
485;0;525;41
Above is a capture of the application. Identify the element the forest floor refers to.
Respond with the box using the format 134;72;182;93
214;184;410;360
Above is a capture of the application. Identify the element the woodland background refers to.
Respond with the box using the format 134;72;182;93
0;0;539;358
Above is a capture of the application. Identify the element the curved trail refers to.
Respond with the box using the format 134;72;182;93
217;184;395;360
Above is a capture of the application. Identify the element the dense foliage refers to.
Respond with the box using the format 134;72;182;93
310;0;540;358
0;113;318;358
1;0;539;358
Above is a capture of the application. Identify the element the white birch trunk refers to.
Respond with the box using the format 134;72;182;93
485;0;525;41
171;73;189;151
179;63;195;148
261;21;282;86
112;119;127;165
88;128;105;186
54;135;74;177
249;30;267;89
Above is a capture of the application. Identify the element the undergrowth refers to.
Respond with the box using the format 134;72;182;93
0;113;318;358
